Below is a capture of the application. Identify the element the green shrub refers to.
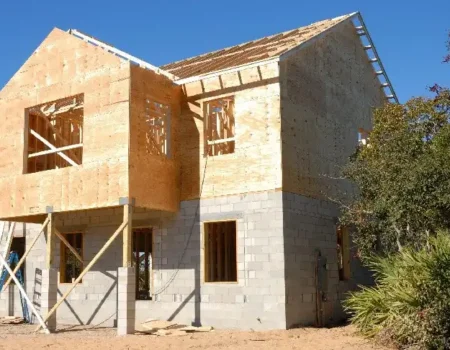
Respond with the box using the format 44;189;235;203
344;232;450;349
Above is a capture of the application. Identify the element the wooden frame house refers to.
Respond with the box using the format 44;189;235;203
0;12;395;333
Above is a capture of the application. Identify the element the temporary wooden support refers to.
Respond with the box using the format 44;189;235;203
207;137;236;145
30;130;78;167
46;213;54;269
0;253;49;334
35;218;129;332
28;144;83;159
123;204;133;267
1;222;15;264
37;114;82;165
0;222;5;242
54;228;83;264
2;217;50;291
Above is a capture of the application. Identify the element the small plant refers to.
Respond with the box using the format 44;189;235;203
344;232;450;349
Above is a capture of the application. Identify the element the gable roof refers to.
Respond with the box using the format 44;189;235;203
67;12;397;102
160;13;353;80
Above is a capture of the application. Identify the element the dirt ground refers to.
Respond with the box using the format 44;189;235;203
0;323;390;350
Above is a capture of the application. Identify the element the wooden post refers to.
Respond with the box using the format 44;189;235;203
123;204;133;267
3;217;50;290
46;213;53;269
35;220;128;332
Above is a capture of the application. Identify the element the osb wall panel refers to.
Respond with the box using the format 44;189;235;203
0;28;130;219
179;62;282;200
129;66;181;212
279;21;386;200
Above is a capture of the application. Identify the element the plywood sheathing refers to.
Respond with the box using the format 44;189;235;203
279;21;386;200
129;66;181;212
0;28;130;218
179;61;282;200
161;15;352;80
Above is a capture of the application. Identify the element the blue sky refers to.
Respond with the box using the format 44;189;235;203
0;0;448;102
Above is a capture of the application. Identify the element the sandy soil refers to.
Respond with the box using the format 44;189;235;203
0;323;389;350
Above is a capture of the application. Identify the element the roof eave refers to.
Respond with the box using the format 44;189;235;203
68;29;177;81
173;56;280;85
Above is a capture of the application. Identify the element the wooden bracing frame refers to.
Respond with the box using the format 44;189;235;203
204;97;235;156
35;205;132;332
26;94;84;173
2;218;49;290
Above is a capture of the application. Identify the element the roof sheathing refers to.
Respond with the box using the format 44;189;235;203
161;14;353;81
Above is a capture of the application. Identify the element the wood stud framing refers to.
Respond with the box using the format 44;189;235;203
25;94;84;173
204;97;235;156
141;99;171;157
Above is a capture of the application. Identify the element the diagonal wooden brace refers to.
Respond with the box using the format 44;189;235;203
0;252;49;334
35;220;128;332
2;218;50;291
54;228;83;264
30;129;78;166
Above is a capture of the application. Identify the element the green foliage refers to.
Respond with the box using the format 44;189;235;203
341;89;450;256
344;232;450;349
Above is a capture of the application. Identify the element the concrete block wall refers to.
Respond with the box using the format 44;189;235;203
0;190;371;330
282;192;372;327
145;190;286;330
0;191;287;330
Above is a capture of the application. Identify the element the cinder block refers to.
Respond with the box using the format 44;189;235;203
117;267;135;335
41;268;58;332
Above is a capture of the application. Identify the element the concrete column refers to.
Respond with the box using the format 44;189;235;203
117;267;135;335
41;268;57;331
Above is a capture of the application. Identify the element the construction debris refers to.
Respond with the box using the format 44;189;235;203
139;319;213;336
0;316;25;325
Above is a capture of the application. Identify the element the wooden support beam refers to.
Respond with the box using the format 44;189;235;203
54;228;83;264
46;213;53;269
36;115;82;164
2;218;50;291
123;204;133;267
1;222;15;262
30;130;78;166
28;143;83;158
0;253;49;334
35;220;128;332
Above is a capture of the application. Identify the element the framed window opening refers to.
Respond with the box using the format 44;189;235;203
141;99;171;158
132;228;153;300
24;94;84;174
204;221;237;283
204;97;235;156
60;232;83;284
337;226;351;281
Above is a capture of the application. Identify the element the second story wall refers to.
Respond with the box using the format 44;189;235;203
0;29;130;219
179;62;282;200
129;66;181;212
279;20;386;200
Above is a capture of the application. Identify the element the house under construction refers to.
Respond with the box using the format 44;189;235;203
0;12;395;334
